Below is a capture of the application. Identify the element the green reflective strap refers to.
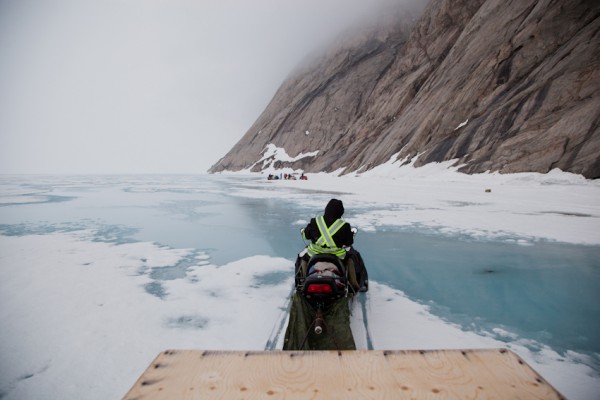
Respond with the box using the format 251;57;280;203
315;217;346;248
315;217;333;247
307;243;346;258
328;219;346;237
309;216;347;259
307;243;319;257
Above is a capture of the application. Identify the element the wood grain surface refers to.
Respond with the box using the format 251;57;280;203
123;349;564;399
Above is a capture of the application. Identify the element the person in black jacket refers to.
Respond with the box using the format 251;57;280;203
301;198;361;291
303;198;354;249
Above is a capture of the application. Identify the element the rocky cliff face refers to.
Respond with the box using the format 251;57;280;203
209;0;600;178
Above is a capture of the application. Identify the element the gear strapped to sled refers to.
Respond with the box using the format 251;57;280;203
307;216;347;258
283;292;356;350
284;218;368;351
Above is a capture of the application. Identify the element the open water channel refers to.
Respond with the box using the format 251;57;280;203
1;174;599;372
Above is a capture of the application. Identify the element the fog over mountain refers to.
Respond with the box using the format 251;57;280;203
210;0;600;178
0;0;407;174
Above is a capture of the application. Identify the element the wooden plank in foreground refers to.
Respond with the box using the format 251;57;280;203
123;349;564;399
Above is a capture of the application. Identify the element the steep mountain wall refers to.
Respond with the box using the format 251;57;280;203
209;0;600;178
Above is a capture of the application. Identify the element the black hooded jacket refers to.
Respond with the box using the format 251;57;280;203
304;199;354;248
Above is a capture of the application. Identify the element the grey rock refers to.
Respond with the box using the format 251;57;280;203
209;0;600;178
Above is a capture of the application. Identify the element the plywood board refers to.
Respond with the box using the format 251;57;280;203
123;349;564;399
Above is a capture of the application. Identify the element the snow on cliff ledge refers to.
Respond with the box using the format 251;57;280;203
253;143;318;172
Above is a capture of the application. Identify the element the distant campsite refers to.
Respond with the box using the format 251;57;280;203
268;173;308;181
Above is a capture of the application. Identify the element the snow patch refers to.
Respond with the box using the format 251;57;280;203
455;118;469;130
259;143;318;165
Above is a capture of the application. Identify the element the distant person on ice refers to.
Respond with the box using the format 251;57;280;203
300;198;367;292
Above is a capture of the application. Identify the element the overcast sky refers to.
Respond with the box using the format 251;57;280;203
0;0;413;174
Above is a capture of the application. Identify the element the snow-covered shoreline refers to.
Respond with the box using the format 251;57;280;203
222;161;600;246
